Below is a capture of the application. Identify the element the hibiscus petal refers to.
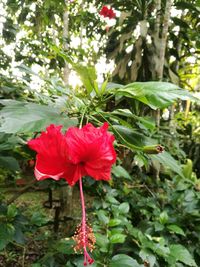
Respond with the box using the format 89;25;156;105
65;126;87;163
34;166;64;181
84;139;116;180
28;124;64;155
65;122;116;183
63;163;86;186
85;164;112;181
28;124;69;182
34;154;67;181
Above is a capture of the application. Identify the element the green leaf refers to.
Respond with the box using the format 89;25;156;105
111;109;155;131
93;80;99;95
167;225;186;236
196;0;200;7
7;204;18;218
54;238;74;254
137;234;170;257
0;156;20;171
172;17;190;29
73;257;97;267
72;64;97;94
30;211;49;226
13;226;25;244
95;233;109;252
134;154;148;168
96;210;109;224
100;79;108;95
182;159;193;180
110;233;126;244
0;223;15;250
111;109;134;118
150;151;184;178
175;1;199;11
118;202;130;214
136;117;156;131
109;254;142;267
159;211;169;225
154;222;164;231
106;196;120;205
139;249;156;267
106;82;124;91
17;64;40;77
112;165;131;180
169;244;197;266
0;133;22;151
113;82;196;109
112;125;146;148
65;262;74;267
0;100;77;133
108;219;122;227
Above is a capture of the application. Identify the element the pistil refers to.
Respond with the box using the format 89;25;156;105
72;178;95;266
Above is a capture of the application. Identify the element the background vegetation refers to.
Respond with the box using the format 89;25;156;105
0;0;200;266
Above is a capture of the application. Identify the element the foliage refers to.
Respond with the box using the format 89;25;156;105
0;63;199;266
0;0;200;267
20;170;200;267
0;202;49;251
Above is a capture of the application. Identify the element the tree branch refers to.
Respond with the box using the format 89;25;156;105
155;0;161;37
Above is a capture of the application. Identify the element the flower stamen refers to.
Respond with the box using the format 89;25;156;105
72;178;95;265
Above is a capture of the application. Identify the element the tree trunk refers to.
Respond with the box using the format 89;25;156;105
60;0;73;228
148;0;172;177
63;0;70;84
149;0;172;80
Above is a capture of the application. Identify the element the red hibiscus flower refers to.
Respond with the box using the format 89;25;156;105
27;122;116;186
99;6;116;19
28;122;116;266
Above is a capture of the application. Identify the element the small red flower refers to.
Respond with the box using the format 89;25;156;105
99;6;116;19
27;123;116;186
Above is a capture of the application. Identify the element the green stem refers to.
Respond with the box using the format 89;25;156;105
79;106;87;129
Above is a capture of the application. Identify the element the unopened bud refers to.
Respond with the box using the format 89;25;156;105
143;145;164;154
